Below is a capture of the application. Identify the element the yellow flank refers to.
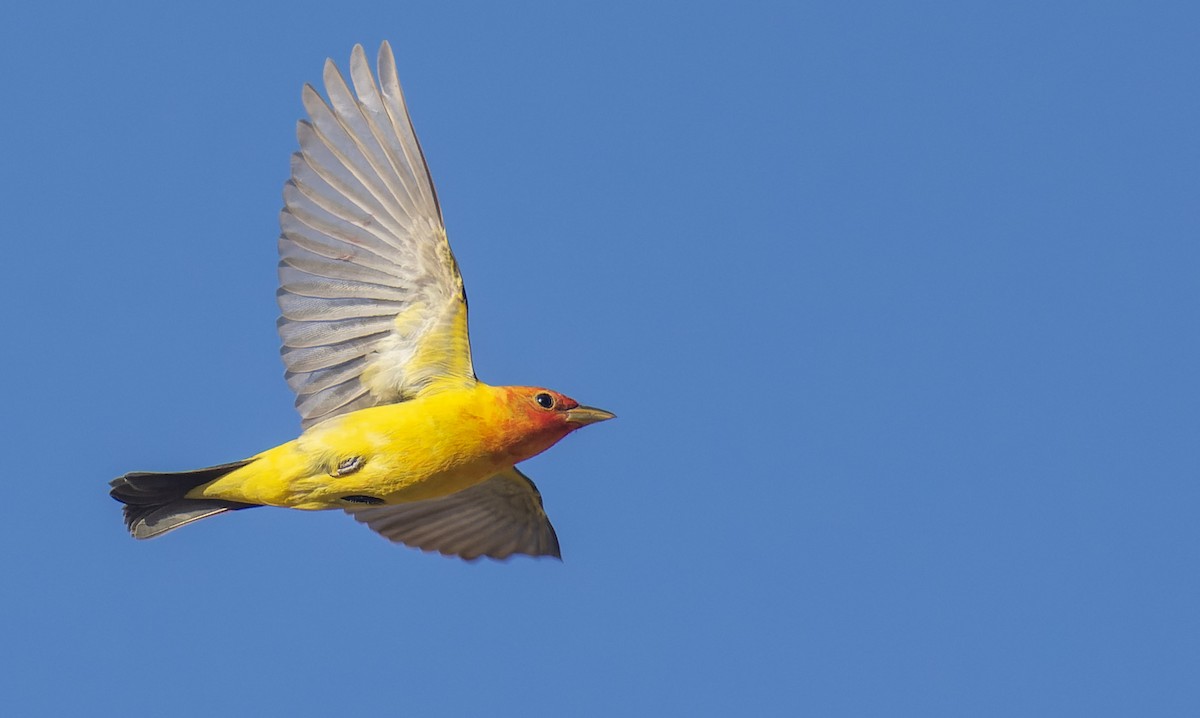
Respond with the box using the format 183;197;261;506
187;383;532;510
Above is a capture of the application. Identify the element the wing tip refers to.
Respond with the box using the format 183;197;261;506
377;41;396;72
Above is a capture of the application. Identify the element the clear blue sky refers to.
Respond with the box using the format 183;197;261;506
1;2;1197;715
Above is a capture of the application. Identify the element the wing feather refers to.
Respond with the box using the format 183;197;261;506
281;332;391;373
301;91;412;236
276;315;397;349
288;145;414;239
284;357;370;393
295;380;370;420
278;43;473;428
280;196;411;277
323;61;426;224
345;468;562;561
280;242;404;286
371;43;442;218
278;262;408;301
277;293;406;322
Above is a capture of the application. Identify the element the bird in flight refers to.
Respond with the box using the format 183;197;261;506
109;42;613;561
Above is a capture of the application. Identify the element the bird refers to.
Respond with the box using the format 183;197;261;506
108;42;613;561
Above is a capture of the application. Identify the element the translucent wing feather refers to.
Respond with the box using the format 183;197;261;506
344;468;562;561
278;42;474;428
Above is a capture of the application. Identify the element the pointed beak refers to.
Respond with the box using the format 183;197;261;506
564;405;616;427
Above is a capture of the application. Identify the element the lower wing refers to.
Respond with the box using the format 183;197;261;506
343;467;561;560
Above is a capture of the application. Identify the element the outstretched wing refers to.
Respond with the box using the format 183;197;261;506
278;42;475;429
344;468;562;561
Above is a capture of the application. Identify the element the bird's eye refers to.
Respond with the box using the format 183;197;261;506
535;392;556;409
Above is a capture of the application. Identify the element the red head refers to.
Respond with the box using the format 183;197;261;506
500;386;615;463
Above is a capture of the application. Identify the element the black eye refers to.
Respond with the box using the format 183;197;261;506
535;392;555;409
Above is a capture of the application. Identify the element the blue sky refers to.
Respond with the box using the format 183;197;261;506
2;1;1197;715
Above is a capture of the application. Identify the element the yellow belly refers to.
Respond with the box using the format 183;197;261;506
187;385;521;509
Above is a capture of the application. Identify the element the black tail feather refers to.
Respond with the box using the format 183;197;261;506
110;460;259;539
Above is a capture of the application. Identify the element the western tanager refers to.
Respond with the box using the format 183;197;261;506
109;43;612;561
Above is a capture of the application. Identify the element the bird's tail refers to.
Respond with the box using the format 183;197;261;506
109;460;259;539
